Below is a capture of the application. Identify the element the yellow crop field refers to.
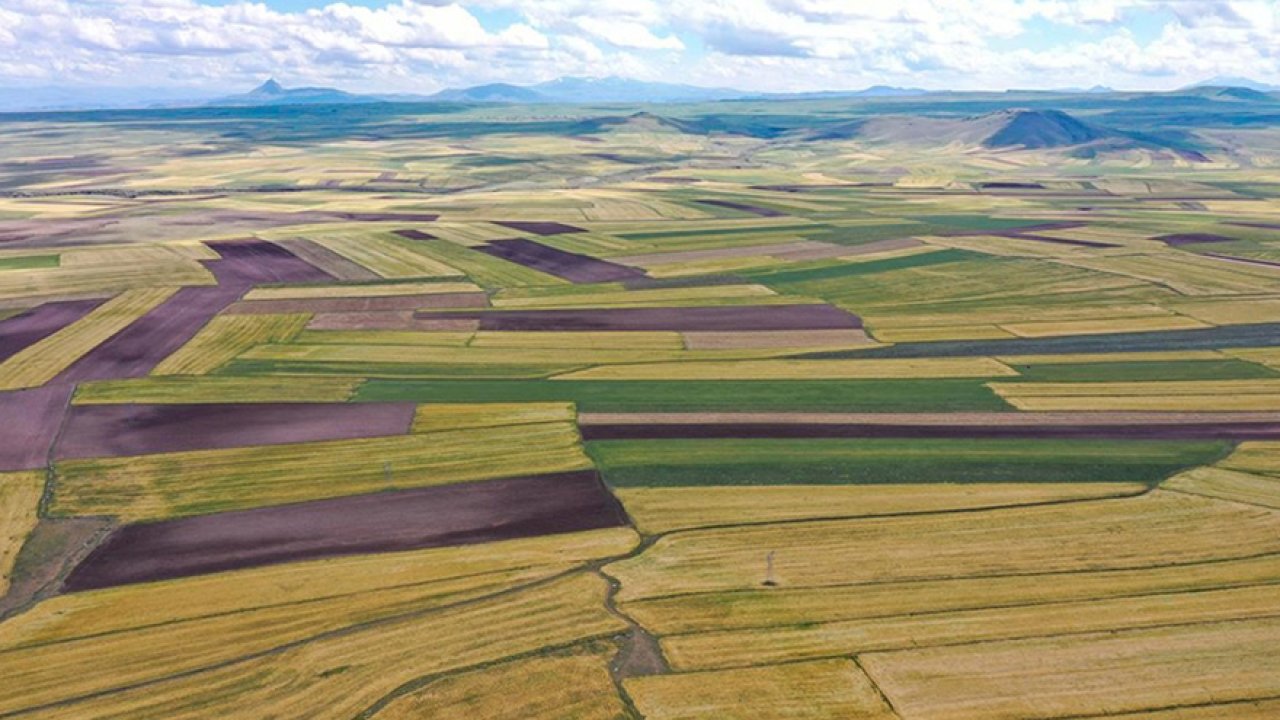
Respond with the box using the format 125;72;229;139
860;617;1280;720
52;420;591;520
1220;441;1280;477
606;493;1280;602
623;553;1280;638
307;231;464;278
370;644;626;720
242;281;482;300
999;313;1210;338
680;329;873;350
625;659;896;720
871;324;1016;342
1164;466;1280;509
0;471;44;597
559;357;1018;381
72;376;362;404
1172;297;1280;325
660;583;1280;671
0;286;178;390
1061;253;1280;295
0;259;212;302
294;329;475;346
7;573;626;719
616;483;1146;534
412;402;576;433
991;379;1280;411
0;528;638;650
470;331;685;350
151;313;311;375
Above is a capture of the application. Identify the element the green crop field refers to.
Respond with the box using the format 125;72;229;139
1;75;1280;720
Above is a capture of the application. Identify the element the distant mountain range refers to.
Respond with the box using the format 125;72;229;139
0;75;1275;113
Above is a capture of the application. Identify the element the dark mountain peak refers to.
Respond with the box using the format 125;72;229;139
252;79;285;96
984;108;1107;149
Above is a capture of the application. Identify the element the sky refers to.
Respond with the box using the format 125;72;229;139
0;0;1276;95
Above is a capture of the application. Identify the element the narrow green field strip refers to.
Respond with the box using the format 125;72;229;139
587;438;1230;487
1004;359;1280;383
0;255;59;271
743;249;982;286
354;379;1014;413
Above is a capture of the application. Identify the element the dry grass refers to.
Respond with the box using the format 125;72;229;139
489;284;787;309
370;643;627;720
51;420;591;520
999;314;1210;338
991;379;1280;411
616;483;1146;534
151;313;311;375
412;402;576;433
242;281;482;300
605;493;1280;602
0;471;44;597
625;659;896;720
5;573;626;719
0;286;178;390
660;583;1280;671
860;617;1280;719
307;231;464;278
1164;467;1280;509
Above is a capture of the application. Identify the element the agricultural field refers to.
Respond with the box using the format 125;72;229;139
1;88;1280;719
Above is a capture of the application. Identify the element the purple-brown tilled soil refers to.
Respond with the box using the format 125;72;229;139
476;238;647;283
414;304;863;332
0;385;75;471
392;229;438;241
54;402;418;459
61;470;630;591
203;239;335;287
328;212;440;222
579;422;1280;441
694;199;786;217
1004;233;1119;249
0;299;105;363
54;286;246;383
491;221;587;236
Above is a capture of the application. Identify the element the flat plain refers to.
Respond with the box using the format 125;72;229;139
1;88;1279;718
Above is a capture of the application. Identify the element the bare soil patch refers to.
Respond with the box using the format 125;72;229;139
62;470;629;590
477;238;646;283
492;221;587;236
0;385;75;471
0;299;105;363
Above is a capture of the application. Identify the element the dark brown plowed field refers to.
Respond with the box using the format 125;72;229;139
62;470;630;591
54;286;245;383
0;385;74;471
694;199;786;217
392;229;438;241
580;421;1280;441
54;402;418;459
328;212;439;222
492;221;587;236
0;299;105;362
227;292;488;315
1003;233;1119;249
1154;233;1236;246
204;239;334;287
476;238;647;283
414;304;862;331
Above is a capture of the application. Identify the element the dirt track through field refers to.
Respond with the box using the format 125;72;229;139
62;470;630;591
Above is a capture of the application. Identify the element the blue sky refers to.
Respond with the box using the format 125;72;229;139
0;1;1275;94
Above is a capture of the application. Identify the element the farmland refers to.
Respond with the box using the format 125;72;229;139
0;87;1279;719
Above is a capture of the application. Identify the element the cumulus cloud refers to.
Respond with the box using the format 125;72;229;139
0;0;1275;93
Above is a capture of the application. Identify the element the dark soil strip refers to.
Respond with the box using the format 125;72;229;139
980;182;1046;190
1003;233;1119;249
807;322;1280;359
415;304;862;332
1228;222;1280;231
0;385;74;471
61;470;630;591
1202;253;1280;269
945;221;1088;238
491;221;587;236
204;239;334;287
581;422;1280;442
694;199;786;217
1154;233;1236;246
274;238;381;281
54;402;417;460
54;286;245;383
227;293;487;314
0;299;104;363
475;238;646;284
392;229;437;241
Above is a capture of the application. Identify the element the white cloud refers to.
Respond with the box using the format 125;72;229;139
0;0;1275;94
